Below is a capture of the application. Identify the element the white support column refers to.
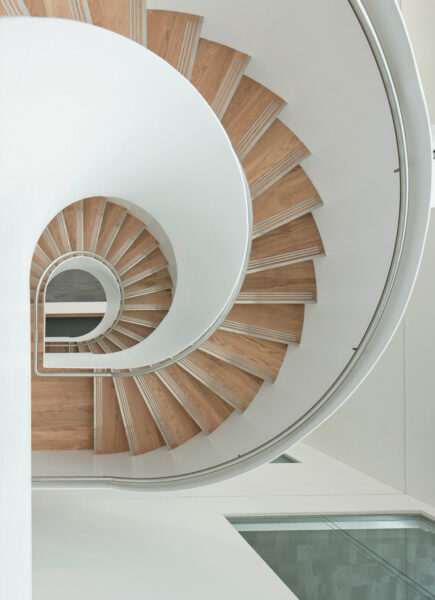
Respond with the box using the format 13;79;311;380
0;246;32;598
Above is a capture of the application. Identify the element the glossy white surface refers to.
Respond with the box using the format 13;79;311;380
33;0;431;487
32;444;435;600
3;17;250;370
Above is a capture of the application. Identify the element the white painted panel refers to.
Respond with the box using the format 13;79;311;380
45;302;107;315
401;0;435;123
404;217;435;507
306;322;405;492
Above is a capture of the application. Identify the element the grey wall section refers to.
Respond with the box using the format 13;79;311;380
306;218;435;505
46;270;106;302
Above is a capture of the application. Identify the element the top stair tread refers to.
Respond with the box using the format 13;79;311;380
95;376;130;454
105;213;144;264
191;38;249;118
179;350;263;411
222;304;304;343
95;201;126;257
203;329;287;382
147;9;202;78
239;261;317;302
136;372;201;448
242;120;309;198
114;376;165;454
116;229;158;274
222;75;285;157
161;363;234;432
252;166;322;235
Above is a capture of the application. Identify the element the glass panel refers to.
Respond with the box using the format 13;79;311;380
229;515;435;600
327;515;435;597
45;316;102;337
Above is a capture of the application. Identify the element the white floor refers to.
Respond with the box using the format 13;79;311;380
32;444;435;600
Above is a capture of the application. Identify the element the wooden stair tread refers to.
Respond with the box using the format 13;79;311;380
95;201;126;257
202;329;286;382
123;268;172;293
83;196;106;253
248;213;324;272
32;371;93;450
179;350;263;411
238;261;317;303
116;229;158;274
242;120;309;199
252;166;322;238
121;247;167;282
88;341;106;354
47;212;71;254
190;38;249;119
134;372;200;448
37;230;60;262
88;0;145;44
147;9;202;79
222;75;285;158
124;289;172;308
159;363;234;432
113;376;165;455
25;0;82;19
221;304;304;344
108;329;138;349
117;321;155;338
98;337;121;353
120;309;167;325
62;201;81;251
94;376;129;454
105;213;144;265
0;2;27;15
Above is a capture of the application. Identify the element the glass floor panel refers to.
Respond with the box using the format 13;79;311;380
229;515;435;600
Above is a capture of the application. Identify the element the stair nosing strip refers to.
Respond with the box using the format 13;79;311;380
157;369;211;432
247;247;323;272
100;210;127;258
200;343;275;382
110;225;146;266
88;198;107;253
178;358;245;411
220;321;297;344
133;375;176;448
252;196;320;238
249;149;309;199
113;375;139;455
117;242;159;276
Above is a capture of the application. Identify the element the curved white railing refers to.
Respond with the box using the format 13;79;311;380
31;0;432;490
5;17;251;375
44;255;122;344
0;6;431;597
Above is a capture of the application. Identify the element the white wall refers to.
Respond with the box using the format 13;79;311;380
306;215;435;506
34;443;435;600
400;0;435;123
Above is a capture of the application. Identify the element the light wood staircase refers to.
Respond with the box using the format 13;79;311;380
24;4;325;455
31;197;172;355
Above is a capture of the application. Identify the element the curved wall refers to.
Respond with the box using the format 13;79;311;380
30;0;432;486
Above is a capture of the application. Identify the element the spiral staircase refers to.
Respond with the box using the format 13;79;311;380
26;5;325;456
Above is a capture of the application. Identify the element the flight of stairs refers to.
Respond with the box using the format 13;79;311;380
31;197;172;355
24;3;325;455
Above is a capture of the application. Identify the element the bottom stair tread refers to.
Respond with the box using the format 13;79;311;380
95;376;129;454
159;363;234;432
114;376;165;455
179;350;263;411
135;372;201;448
